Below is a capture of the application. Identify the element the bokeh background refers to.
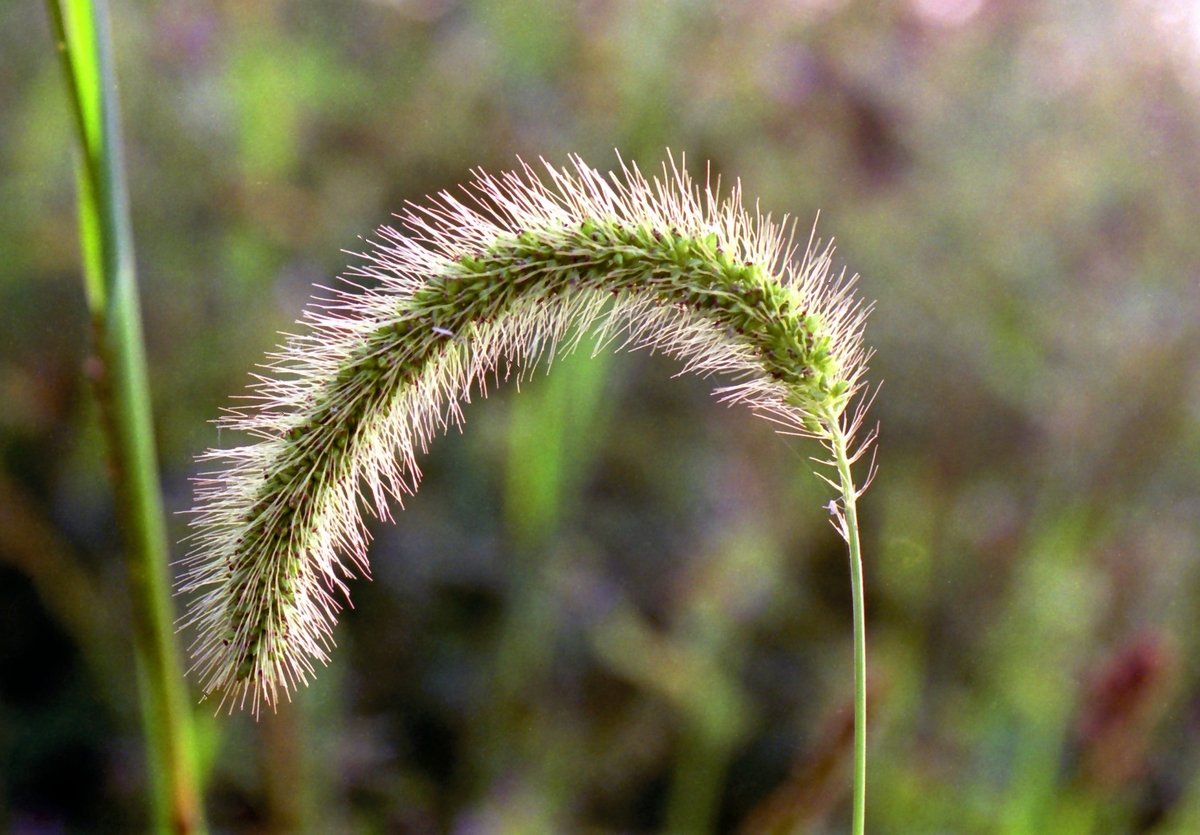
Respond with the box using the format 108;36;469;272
5;0;1200;832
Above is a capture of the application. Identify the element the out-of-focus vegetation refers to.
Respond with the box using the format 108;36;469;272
4;0;1200;832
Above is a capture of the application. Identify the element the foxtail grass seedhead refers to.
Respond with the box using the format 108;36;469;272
180;153;872;712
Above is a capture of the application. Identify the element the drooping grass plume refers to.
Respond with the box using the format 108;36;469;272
180;155;874;721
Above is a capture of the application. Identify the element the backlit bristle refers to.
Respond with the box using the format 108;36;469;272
178;153;872;713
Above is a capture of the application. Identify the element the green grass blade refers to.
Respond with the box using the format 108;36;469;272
44;0;208;832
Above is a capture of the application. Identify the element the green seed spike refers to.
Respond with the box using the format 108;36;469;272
179;153;873;714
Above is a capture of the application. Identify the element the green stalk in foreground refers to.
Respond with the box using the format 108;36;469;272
180;154;874;829
831;422;872;835
44;1;206;832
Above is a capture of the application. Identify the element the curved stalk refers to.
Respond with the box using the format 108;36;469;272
179;157;877;835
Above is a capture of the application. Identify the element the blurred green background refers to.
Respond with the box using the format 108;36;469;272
5;0;1200;832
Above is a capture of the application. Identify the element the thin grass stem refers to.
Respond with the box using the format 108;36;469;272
829;420;867;835
43;1;207;832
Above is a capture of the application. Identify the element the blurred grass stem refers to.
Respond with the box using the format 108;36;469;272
44;0;207;832
665;729;730;835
